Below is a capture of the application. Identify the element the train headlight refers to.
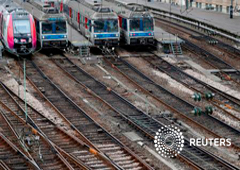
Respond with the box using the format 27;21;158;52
116;33;119;37
94;34;97;38
29;38;32;43
42;36;45;39
14;38;18;43
64;35;67;38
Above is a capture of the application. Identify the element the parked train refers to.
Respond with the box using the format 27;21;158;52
16;0;68;49
106;0;155;45
0;0;37;55
60;0;120;47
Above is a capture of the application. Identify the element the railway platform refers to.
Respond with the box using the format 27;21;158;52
68;24;92;48
155;26;183;44
67;24;92;57
112;0;240;41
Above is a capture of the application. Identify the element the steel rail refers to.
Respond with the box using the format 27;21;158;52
0;101;38;165
104;57;240;150
153;18;240;86
15;61;124;170
0;82;76;170
182;42;240;86
155;17;240;61
18;59;152;170
143;54;240;119
0;82;114;170
0;132;40;170
52;55;239;170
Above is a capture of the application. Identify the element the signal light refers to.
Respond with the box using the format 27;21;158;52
192;107;202;116
205;106;213;115
205;92;215;101
192;93;202;102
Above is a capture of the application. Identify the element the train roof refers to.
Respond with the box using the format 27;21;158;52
66;0;118;19
14;0;66;21
0;0;27;14
103;0;153;18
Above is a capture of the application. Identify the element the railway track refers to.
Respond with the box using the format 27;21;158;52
0;132;39;170
18;59;152;170
191;35;240;61
154;19;240;85
216;42;240;60
141;54;240;118
155;18;240;61
104;57;240;149
0;100;40;170
0;97;37;164
0;82;120;170
51;55;239;170
0;83;75;169
183;40;240;85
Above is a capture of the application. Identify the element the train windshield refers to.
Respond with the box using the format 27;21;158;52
94;20;118;33
130;19;141;31
55;21;67;33
143;18;153;31
42;23;52;34
130;18;153;31
13;20;31;34
42;21;67;34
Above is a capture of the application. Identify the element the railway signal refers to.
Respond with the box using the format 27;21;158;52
205;92;215;101
191;92;215;116
208;40;218;45
205;106;213;115
191;106;213;116
192;107;202;116
192;93;202;101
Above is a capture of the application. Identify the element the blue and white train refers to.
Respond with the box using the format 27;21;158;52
61;0;120;47
107;0;155;45
17;0;68;49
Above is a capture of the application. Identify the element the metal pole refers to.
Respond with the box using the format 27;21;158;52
170;0;172;13
230;0;233;18
23;59;28;121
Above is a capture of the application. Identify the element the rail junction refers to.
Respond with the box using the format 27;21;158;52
0;0;240;169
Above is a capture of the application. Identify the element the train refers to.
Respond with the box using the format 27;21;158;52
105;0;155;45
16;0;68;49
60;0;120;47
0;0;37;55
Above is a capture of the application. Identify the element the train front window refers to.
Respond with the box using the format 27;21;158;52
94;20;104;33
94;20;118;33
143;18;153;31
130;19;141;31
55;21;67;33
42;23;52;34
13;20;31;34
104;20;118;32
